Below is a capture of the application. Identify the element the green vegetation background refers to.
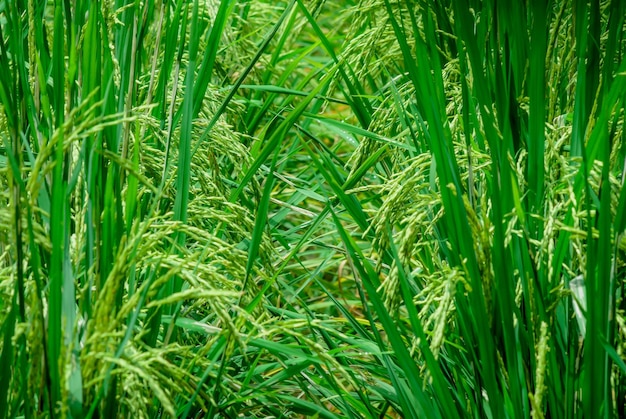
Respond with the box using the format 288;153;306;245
1;0;625;417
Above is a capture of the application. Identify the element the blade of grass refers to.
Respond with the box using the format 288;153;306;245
330;208;437;418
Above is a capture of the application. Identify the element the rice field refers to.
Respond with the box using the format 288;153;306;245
1;0;626;417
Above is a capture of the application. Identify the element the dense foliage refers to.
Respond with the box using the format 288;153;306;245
1;0;626;417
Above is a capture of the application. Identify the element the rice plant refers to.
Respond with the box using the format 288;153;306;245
0;0;625;418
